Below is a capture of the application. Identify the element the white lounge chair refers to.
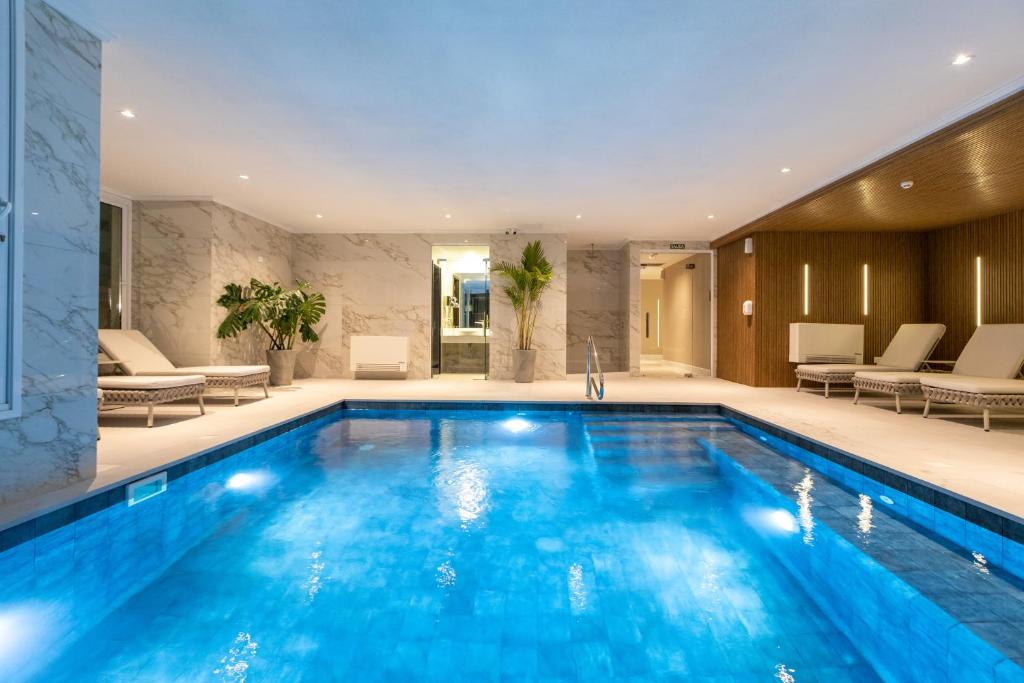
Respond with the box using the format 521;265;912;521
921;324;1024;431
854;324;1024;421
99;329;271;406
98;374;206;427
795;324;945;398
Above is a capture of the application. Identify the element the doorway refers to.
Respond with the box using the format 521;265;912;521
639;252;712;378
431;245;490;379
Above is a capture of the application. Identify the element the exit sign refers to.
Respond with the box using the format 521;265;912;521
669;243;687;250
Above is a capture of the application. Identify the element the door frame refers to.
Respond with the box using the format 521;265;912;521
100;189;133;329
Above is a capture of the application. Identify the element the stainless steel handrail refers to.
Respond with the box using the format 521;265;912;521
585;336;604;400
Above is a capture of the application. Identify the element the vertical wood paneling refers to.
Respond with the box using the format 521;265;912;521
715;239;757;385
717;231;928;387
926;209;1024;359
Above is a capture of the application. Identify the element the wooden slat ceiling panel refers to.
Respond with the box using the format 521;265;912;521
712;90;1024;247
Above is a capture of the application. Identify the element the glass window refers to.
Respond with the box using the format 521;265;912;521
98;201;124;329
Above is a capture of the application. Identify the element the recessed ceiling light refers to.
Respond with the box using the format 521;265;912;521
707;214;715;219
900;180;914;190
444;213;452;219
30;211;38;216
119;109;135;119
780;167;791;174
575;214;582;220
238;174;250;180
952;53;973;66
315;213;323;219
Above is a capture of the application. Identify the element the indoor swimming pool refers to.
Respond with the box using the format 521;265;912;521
1;406;1022;682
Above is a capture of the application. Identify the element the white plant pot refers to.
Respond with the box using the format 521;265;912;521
513;349;537;383
267;349;297;386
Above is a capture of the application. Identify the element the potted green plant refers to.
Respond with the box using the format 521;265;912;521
491;240;554;383
216;278;326;386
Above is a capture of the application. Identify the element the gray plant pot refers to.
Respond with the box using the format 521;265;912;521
513;349;537;383
267;349;297;386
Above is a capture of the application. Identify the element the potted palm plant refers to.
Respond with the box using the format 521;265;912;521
216;279;326;386
492;240;554;383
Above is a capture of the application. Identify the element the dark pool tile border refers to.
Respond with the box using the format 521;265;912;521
718;405;1024;542
3;398;1022;553
342;399;718;414
0;400;347;553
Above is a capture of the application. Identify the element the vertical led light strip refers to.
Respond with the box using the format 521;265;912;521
656;299;661;347
975;256;982;327
802;264;809;316
862;264;869;316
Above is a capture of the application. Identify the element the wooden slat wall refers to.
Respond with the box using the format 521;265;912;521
717;231;928;387
926;209;1024;360
715;239;757;385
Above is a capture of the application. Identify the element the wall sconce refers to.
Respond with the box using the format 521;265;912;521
975;256;983;327
802;264;809;316
744;237;754;254
862;264;869;316
742;300;753;316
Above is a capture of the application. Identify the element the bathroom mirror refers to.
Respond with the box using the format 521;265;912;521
454;273;489;329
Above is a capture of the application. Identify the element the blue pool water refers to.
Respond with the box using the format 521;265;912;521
3;409;1024;682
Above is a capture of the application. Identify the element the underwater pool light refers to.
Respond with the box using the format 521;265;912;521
768;509;798;533
502;417;532;433
226;470;275;492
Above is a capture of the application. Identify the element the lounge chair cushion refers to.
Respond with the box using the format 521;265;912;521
920;375;1024;394
98;329;176;375
853;371;928;384
98;375;206;390
149;365;270;378
797;364;900;375
953;324;1024;378
876;323;946;369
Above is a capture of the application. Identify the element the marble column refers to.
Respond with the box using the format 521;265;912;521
0;0;101;505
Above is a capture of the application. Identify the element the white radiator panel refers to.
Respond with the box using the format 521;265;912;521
789;323;864;364
351;336;409;379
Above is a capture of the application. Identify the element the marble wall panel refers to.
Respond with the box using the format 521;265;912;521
210;204;293;366
131;201;214;367
484;233;567;381
293;232;567;381
566;249;626;373
0;0;101;505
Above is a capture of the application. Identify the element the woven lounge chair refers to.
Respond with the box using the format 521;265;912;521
97;374;206;427
854;324;1024;420
921;324;1024;431
795;324;945;398
99;329;271;406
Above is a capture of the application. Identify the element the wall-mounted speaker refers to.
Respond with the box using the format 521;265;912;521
744;237;754;254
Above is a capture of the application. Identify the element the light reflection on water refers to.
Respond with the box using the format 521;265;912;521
213;632;258;683
793;469;815;546
857;494;874;536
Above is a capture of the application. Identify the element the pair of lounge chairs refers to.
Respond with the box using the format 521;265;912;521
97;329;271;427
797;324;1024;431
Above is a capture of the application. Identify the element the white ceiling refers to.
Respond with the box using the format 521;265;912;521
65;0;1024;247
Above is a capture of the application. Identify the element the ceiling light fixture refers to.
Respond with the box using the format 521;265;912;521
238;174;249;180
444;213;452;219
780;167;791;174
575;214;582;220
119;109;136;119
707;214;715;219
315;213;323;219
952;53;973;66
900;180;914;190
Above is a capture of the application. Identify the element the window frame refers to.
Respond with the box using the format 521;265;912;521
99;189;133;330
0;0;25;421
